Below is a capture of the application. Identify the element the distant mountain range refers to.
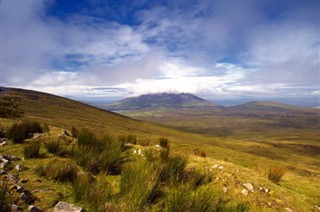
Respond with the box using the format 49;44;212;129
103;93;313;112
103;93;215;111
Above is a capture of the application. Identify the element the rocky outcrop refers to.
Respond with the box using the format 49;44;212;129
53;201;84;212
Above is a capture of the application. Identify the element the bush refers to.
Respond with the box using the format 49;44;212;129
268;167;285;184
35;159;77;182
8;121;43;143
194;148;206;157
160;155;188;184
23;142;41;158
120;161;160;210
0;183;10;212
159;137;169;148
73;174;112;211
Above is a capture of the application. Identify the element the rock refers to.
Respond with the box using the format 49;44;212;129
138;149;141;155
28;205;42;212
315;205;320;211
19;178;29;183
0;138;7;142
243;183;254;192
20;192;34;204
211;164;219;169
15;164;25;172
265;188;269;193
155;144;161;148
285;208;292;212
223;186;228;193
4;174;19;183
267;202;272;207
16;185;25;193
0;169;7;175
0;141;7;146
241;189;248;196
218;165;224;170
53;201;84;212
33;133;41;139
10;204;19;211
275;199;284;205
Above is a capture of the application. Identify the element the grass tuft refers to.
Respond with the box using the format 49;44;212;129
0;183;10;212
268;167;285;184
23;142;41;158
159;137;169;148
35;159;77;182
194;148;206;157
160;155;188;184
8;121;43;143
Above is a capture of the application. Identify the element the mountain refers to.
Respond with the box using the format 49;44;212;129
104;93;216;111
230;101;306;111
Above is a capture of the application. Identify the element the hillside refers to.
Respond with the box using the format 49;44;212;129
104;93;216;111
231;101;306;111
0;87;320;211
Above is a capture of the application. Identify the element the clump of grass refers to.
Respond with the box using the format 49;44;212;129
23;142;41;158
127;134;137;144
35;159;77;182
42;123;49;133
73;174;111;211
268;167;285;184
0;126;6;138
160;148;170;162
159;137;169;148
7;121;43;143
145;149;154;162
71;126;78;138
120;161;160;210
194;148;206;157
0;183;11;212
139;139;150;146
184;168;212;188
45;139;61;154
75;130;123;175
229;202;250;212
166;185;223;212
160;155;188;184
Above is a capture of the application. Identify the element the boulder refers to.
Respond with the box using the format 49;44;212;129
20;192;34;204
53;201;84;212
15;164;25;172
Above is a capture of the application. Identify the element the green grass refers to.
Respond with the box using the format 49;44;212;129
268;167;286;184
0;183;10;212
23;142;41;158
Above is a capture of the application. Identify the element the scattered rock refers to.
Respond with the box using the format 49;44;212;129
0;169;7;175
19;178;29;184
4;173;19;183
28;205;42;212
285;208;292;212
0;141;7;146
210;164;224;171
0;137;7;142
155;144;161;148
223;186;228;193
241;189;248;196
33;133;41;139
10;204;19;211
275;199;284;206
243;183;254;192
133;150;137;154
315;205;320;211
16;185;25;193
218;165;224;170
211;164;219;169
20;192;34;204
15;164;25;172
53;201;84;212
267;202;272;207
138;149;141;155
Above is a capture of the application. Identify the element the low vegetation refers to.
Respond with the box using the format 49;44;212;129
35;159;77;182
7;121;43;143
268;167;285;184
23;142;41;158
0;183;10;212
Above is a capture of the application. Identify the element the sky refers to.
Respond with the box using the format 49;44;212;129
1;0;319;105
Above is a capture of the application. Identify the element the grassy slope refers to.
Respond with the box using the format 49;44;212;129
1;87;320;211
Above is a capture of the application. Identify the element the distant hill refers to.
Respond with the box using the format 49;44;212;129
104;93;216;111
231;101;306;111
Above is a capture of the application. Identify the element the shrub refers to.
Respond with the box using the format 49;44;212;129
35;159;77;182
23;142;41;158
73;174;112;211
0;183;10;212
194;148;206;157
8;121;43;143
160;155;188;184
120;161;160;210
268;167;285;184
159;137;169;148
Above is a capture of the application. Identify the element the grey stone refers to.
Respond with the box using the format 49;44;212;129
243;182;254;192
53;201;84;212
241;189;248;196
28;205;42;212
15;164;25;172
10;204;19;211
20;193;33;204
285;208;292;212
